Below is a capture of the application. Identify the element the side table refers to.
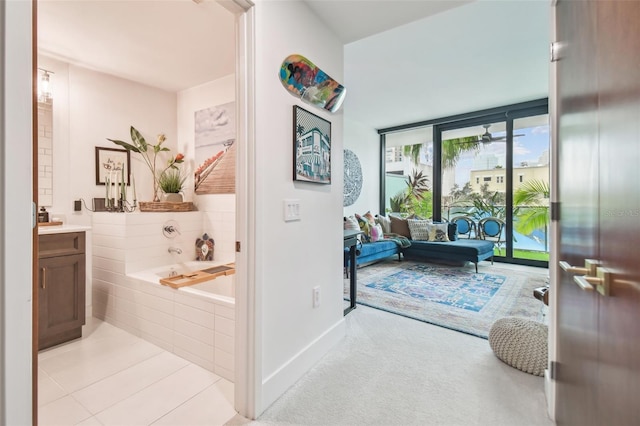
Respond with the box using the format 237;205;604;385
343;229;362;315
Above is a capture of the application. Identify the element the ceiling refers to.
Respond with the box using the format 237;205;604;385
37;0;550;131
302;0;475;44
37;0;236;92
341;0;551;130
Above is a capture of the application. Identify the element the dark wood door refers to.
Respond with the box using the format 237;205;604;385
555;1;640;424
593;2;640;424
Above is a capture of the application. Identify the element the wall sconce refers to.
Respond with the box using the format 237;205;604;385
38;68;54;103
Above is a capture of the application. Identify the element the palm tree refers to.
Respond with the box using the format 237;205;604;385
403;136;482;169
402;144;423;165
441;136;481;168
513;179;550;250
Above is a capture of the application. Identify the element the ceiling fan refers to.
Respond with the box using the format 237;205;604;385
453;124;524;145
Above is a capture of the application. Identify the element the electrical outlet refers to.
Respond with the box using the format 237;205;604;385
313;286;321;308
74;200;82;211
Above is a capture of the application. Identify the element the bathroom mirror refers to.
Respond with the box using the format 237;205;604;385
38;99;53;207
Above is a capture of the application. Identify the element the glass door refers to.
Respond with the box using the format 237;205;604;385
440;121;507;252
511;114;550;262
382;126;433;218
437;113;550;266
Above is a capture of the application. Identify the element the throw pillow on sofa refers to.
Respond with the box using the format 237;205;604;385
354;214;372;242
407;219;431;240
428;223;450;242
391;214;427;238
375;214;391;234
344;216;360;231
363;211;377;227
407;220;450;242
370;223;384;242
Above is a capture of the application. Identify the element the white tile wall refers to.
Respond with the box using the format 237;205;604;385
198;194;236;261
92;211;235;381
38;102;54;207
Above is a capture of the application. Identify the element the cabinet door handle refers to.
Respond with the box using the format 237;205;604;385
41;267;46;290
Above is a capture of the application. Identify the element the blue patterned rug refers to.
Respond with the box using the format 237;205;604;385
346;259;548;339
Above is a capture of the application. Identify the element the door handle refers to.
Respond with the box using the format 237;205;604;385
584;267;611;296
564;264;611;296
559;259;600;276
41;267;46;290
573;275;597;292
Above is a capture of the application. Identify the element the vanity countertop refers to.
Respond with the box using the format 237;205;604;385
38;224;92;235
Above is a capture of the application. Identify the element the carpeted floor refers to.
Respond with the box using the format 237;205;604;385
345;258;548;339
232;304;553;426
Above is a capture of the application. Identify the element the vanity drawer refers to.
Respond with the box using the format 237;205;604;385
39;232;86;258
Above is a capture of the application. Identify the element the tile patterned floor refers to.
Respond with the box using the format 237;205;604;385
38;317;237;425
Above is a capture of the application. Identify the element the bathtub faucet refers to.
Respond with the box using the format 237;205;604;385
164;225;181;235
168;247;182;254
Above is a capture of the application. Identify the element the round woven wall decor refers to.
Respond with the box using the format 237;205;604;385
343;149;362;207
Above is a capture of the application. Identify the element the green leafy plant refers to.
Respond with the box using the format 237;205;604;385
387;169;432;216
467;183;506;221
108;126;184;201
514;179;550;250
158;168;186;194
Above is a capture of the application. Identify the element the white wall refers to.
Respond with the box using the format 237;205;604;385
253;0;346;412
1;1;34;423
38;56;178;226
177;75;237;261
343;117;381;216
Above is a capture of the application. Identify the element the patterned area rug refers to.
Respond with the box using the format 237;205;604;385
345;259;548;339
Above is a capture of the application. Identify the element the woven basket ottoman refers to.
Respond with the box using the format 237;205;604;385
488;317;548;376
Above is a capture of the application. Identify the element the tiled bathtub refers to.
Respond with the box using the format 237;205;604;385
91;212;235;382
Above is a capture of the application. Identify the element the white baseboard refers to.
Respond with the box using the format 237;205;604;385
261;318;346;413
544;369;556;421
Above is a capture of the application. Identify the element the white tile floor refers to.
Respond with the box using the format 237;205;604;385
38;317;238;426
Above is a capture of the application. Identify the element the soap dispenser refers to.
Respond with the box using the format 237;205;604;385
38;206;49;223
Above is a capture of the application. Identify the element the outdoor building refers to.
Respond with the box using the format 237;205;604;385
470;164;549;194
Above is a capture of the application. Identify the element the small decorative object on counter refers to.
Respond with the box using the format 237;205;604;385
38;207;49;223
195;233;214;261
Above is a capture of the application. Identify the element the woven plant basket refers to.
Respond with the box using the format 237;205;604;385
139;201;196;212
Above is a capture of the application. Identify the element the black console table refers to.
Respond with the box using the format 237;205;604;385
343;229;362;315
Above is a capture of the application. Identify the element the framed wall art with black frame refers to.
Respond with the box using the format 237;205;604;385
95;146;131;186
293;105;331;184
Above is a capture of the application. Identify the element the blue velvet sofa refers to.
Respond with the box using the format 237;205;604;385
344;239;495;273
349;240;402;266
402;239;495;272
343;218;495;272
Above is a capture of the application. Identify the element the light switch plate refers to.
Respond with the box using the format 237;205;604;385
283;199;301;222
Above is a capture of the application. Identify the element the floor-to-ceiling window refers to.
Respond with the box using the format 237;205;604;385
511;114;550;262
379;99;549;267
381;126;433;218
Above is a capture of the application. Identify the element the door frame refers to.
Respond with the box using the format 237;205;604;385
2;0;36;424
224;0;260;419
27;0;260;420
546;0;558;420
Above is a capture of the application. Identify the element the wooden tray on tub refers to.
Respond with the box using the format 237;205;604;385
159;263;235;289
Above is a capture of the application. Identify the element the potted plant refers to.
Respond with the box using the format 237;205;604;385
158;168;187;202
108;126;184;202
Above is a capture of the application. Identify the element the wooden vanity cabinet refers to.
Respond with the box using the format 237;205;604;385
38;232;86;350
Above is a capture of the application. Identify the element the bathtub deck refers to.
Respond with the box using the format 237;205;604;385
159;263;235;288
